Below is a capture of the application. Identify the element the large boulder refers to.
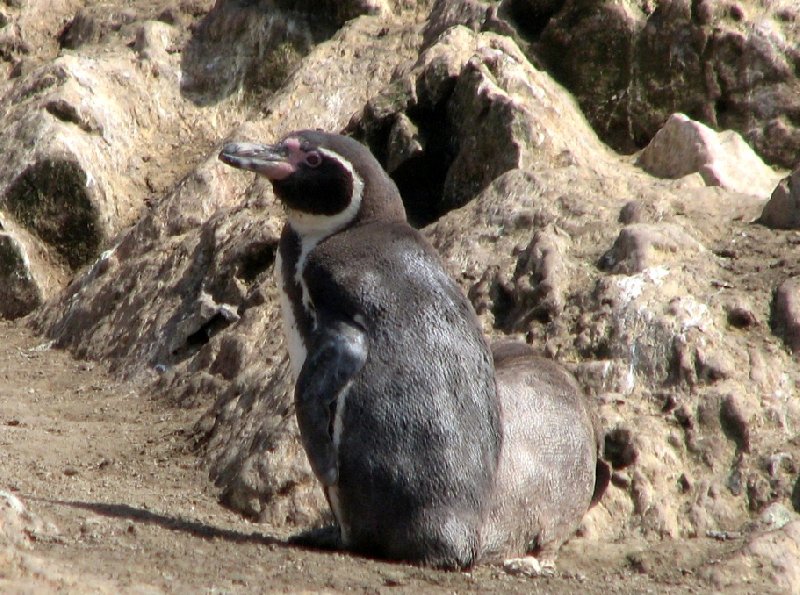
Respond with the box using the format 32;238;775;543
637;113;785;198
347;26;616;225
0;14;236;319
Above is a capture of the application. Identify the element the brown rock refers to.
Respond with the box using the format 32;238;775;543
760;168;800;229
771;277;800;353
505;225;570;327
600;223;705;274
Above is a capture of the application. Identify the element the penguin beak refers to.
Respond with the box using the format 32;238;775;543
218;142;295;180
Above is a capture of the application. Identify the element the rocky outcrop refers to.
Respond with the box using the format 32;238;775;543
347;25;616;225
425;0;800;169
537;0;800;168
0;8;236;319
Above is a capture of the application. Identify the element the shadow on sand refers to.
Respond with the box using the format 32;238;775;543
34;497;283;546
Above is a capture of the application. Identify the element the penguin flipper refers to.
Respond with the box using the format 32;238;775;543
295;320;367;487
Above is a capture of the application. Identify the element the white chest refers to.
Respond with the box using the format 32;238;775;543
275;249;308;382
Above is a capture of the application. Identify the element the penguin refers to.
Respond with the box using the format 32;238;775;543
219;131;501;570
481;341;609;569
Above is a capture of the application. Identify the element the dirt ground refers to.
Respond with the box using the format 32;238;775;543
0;318;776;594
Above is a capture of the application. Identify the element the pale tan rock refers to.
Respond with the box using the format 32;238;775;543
637;113;785;198
703;520;800;592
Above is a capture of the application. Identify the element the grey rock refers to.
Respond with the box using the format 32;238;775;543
179;0;395;105
58;5;138;49
422;0;491;47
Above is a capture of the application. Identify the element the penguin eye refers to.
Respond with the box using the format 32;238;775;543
304;151;323;168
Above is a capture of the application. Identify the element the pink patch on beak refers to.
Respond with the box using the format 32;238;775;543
254;161;295;180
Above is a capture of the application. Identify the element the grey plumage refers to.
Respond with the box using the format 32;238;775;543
482;341;608;562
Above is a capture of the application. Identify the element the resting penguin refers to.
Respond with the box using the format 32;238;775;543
482;341;609;569
219;131;502;569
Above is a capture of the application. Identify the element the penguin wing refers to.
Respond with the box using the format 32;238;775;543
295;319;367;487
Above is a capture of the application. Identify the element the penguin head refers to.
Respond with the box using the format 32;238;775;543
219;130;406;236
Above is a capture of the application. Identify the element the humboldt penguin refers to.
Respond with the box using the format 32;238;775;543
219;131;501;570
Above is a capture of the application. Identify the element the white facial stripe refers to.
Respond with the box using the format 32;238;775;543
285;149;365;237
286;149;365;332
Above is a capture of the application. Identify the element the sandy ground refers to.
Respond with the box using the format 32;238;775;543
0;318;771;594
